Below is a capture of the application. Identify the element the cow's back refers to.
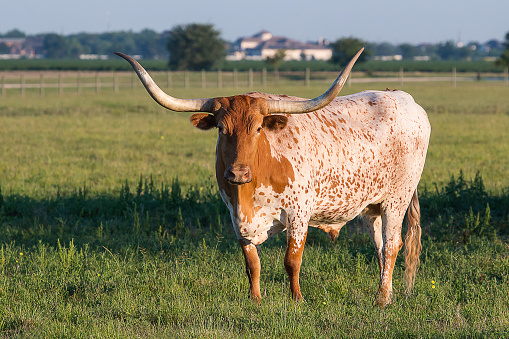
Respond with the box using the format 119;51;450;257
248;90;430;223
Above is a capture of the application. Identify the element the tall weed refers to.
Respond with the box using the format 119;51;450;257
420;171;509;242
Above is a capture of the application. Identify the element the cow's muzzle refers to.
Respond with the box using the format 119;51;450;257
224;165;252;185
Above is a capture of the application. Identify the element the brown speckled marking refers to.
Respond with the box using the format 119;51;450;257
190;90;430;306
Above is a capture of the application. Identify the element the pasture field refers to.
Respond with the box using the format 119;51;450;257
0;80;508;337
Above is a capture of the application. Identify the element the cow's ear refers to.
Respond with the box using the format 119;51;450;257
263;115;288;131
190;113;216;130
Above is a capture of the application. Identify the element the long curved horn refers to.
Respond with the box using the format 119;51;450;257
115;52;213;112
266;48;363;114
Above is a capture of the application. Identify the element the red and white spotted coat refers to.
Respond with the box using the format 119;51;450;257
220;90;428;244
213;89;430;305
115;49;429;306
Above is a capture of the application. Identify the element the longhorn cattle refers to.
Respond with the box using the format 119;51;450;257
116;49;430;307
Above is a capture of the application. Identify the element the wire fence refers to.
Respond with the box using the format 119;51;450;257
1;67;508;97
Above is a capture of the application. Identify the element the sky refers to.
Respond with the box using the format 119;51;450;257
1;0;507;45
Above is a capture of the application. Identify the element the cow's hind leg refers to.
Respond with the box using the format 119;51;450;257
239;240;261;301
360;211;383;278
375;199;409;307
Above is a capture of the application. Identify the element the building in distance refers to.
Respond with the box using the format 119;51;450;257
227;31;332;61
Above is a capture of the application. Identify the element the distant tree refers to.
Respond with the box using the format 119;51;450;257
73;33;100;54
376;42;397;56
1;29;25;38
102;31;137;56
437;40;456;60
0;43;10;54
330;37;370;66
67;37;84;58
135;29;167;59
167;24;225;71
399;43;418;60
496;31;509;67
80;33;112;55
265;49;286;70
364;42;378;56
435;41;455;60
436;40;472;60
43;34;69;58
41;30;169;59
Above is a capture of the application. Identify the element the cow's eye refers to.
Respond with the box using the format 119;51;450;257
256;127;262;133
218;126;224;133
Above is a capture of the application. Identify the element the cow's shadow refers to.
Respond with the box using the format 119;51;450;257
0;176;382;254
1;172;507;256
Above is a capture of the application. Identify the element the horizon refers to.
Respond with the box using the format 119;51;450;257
0;27;504;47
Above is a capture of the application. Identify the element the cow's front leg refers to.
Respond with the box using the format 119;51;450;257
284;229;308;301
239;240;261;301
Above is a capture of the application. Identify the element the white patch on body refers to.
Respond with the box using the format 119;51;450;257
228;90;430;248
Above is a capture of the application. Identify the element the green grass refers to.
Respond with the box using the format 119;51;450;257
2;81;508;194
0;80;508;337
1;234;508;337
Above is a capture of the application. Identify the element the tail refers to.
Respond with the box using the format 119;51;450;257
404;189;422;295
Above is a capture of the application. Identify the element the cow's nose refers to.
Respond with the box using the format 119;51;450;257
224;166;252;185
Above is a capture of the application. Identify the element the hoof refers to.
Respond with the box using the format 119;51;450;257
250;293;261;303
328;229;340;241
374;288;392;308
291;294;304;302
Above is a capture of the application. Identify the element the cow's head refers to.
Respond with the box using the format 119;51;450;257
189;95;290;185
115;49;363;186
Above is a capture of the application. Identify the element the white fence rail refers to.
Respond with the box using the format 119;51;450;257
1;68;508;97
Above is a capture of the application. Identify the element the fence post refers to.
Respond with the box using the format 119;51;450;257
505;67;508;86
248;68;253;88
40;74;44;97
114;72;118;92
77;72;82;94
20;74;25;97
59;72;63;95
96;72;100;93
217;69;222;89
305;67;310;87
452;67;457;88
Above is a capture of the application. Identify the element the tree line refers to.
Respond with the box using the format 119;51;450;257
1;26;508;71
